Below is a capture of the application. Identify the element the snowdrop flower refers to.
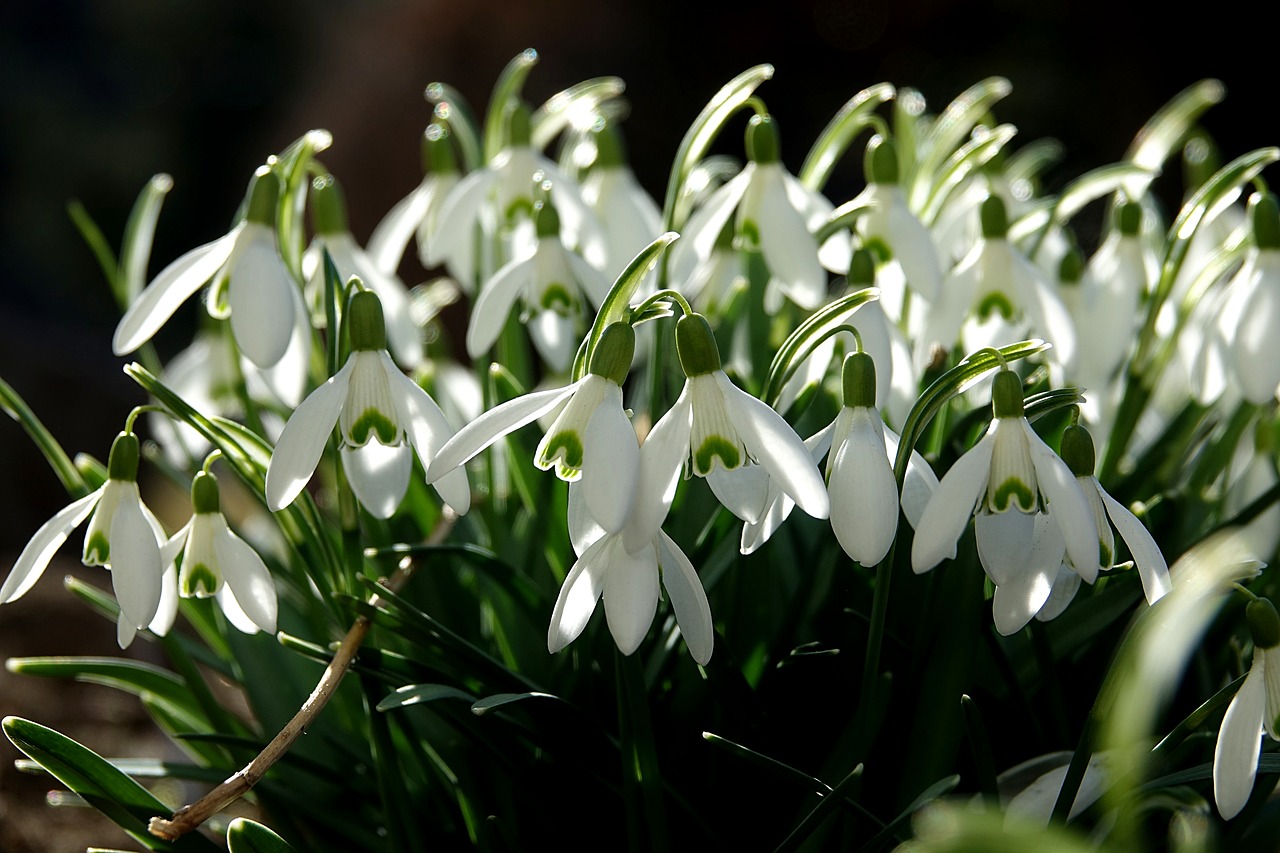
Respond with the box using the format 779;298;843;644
677;114;840;312
652;312;829;525
465;200;611;373
265;290;469;519
912;368;1099;592
1;431;173;648
1214;597;1280;819
1209;193;1280;405
114;166;298;369
304;174;421;368
921;196;1076;377
684;217;746;315
162;471;277;634
367;121;461;283
579;125;663;281
429;323;639;531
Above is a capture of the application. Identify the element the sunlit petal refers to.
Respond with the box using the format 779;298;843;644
342;442;411;519
1;490;101;603
657;531;713;665
913;432;994;573
1214;659;1266;819
548;535;611;653
602;540;659;656
265;359;354;511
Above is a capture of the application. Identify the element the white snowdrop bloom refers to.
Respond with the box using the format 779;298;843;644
921;196;1076;378
579;125;663;282
684;218;747;315
429;323;639;532
675;114;842;313
1214;598;1280;819
648;313;828;528
367;122;461;283
912;369;1099;593
1;432;172;648
265;290;468;519
161;472;277;635
465;201;611;373
114;166;298;370
429;102;605;286
1210;194;1280;405
304;174;422;369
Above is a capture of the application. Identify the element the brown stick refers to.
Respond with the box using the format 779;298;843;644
148;509;455;841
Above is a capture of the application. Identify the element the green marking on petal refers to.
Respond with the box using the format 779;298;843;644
1099;540;1113;568
989;478;1036;513
694;435;741;475
862;236;892;265
540;431;584;473
739;218;760;248
976;291;1015;320
505;196;534;224
348;409;398;446
84;531;110;565
181;563;220;598
540;283;574;313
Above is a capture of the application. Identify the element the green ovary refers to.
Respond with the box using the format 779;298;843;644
181;563;220;598
976;291;1015;320
694;436;741;475
989;478;1036;513
348;409;398;446
83;532;110;565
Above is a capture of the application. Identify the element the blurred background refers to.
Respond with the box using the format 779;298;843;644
0;0;1270;846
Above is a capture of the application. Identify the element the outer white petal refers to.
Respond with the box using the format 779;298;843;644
624;387;692;553
148;558;180;638
467;254;535;359
992;564;1056;636
250;280;312;408
602;539;659;656
427;380;582;481
1025;421;1100;582
657;531;713;665
884;197;942;301
113;228;239;355
548;534;612;653
828;409;899;565
212;519;278;633
1;490;101;603
975;510;1036;587
567;250;614;309
428;168;493;267
912;432;994;573
683;168;753;262
708;464;771;525
1099;488;1171;603
919;245;980;369
215;582;261;635
265;359;354;511
527;308;577;373
342;442;411;519
1233;253;1280;404
567;481;607;558
1214;659;1266;819
1034;566;1081;624
368;180;433;273
227;224;296;368
741;421;837;555
580;383;638;533
382;356;470;514
718;373;829;520
749;166;825;310
883;426;939;531
108;490;164;631
1017;253;1077;374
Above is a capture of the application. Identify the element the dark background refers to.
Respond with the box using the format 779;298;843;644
0;0;1271;846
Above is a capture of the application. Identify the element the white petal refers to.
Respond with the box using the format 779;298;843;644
912;432;995;573
567;481;607;558
657;531;714;665
828;409;899;566
265;359;354;511
383;356;471;514
1026;421;1100;582
1233;256;1280;404
342;442;411;519
1;490;101;603
227;225;296;368
428;168;493;267
683;168;752;262
212;519;278;633
330;236;423;368
883;426;939;530
215;582;261;634
741;421;836;555
624;387;692;553
250;281;312;408
708;464;771;525
884;199;942;300
548;534;612;653
148;558;179;637
1100;488;1171;603
467;254;534;359
108;492;164;631
368;180;433;274
602;539;659;656
750;166;825;310
116;615;138;649
1214;661;1266;819
567;250;614;310
427;380;581;481
719;372;829;520
975;510;1037;587
527;308;577;373
580;384;638;533
992;563;1056;636
1034;565;1081;623
113;229;238;355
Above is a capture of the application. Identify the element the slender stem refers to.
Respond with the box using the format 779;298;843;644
147;510;456;841
616;649;667;852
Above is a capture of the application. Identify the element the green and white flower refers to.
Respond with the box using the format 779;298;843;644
429;323;639;531
113;167;299;369
1;431;174;648
265;290;468;519
162;472;277;635
1214;598;1280;819
579;124;663;281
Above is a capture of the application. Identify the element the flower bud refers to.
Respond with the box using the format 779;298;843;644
848;248;876;286
980;195;1009;240
245;166;280;227
1247;598;1280;650
1116;200;1142;237
1251;193;1280;251
1059;424;1096;478
535;200;561;239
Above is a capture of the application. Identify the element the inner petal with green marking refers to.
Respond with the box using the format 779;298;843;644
975;290;1015;321
688;374;748;477
340;352;403;447
539;282;575;314
988;477;1037;513
985;419;1039;514
83;531;110;566
181;563;220;598
539;430;584;481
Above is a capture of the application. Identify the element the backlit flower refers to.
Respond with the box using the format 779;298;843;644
1214;598;1280;819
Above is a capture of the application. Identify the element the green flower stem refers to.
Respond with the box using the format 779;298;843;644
0;376;91;499
960;695;999;801
615;649;667;853
147;512;456;842
631;288;693;320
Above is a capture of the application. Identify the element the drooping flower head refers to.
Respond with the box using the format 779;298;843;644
265;289;469;519
1215;597;1280;819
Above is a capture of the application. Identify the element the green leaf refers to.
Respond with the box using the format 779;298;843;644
0;376;91;498
272;129;333;281
909;77;1011;210
378;683;478;712
763;286;881;407
799;82;895;191
484;48;540;161
920;123;1017;226
67;199;121;296
1124;78;1225;197
227;817;296;853
7;657;194;712
531;76;626;151
120;173;174;305
2;716;218;851
470;692;559;715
